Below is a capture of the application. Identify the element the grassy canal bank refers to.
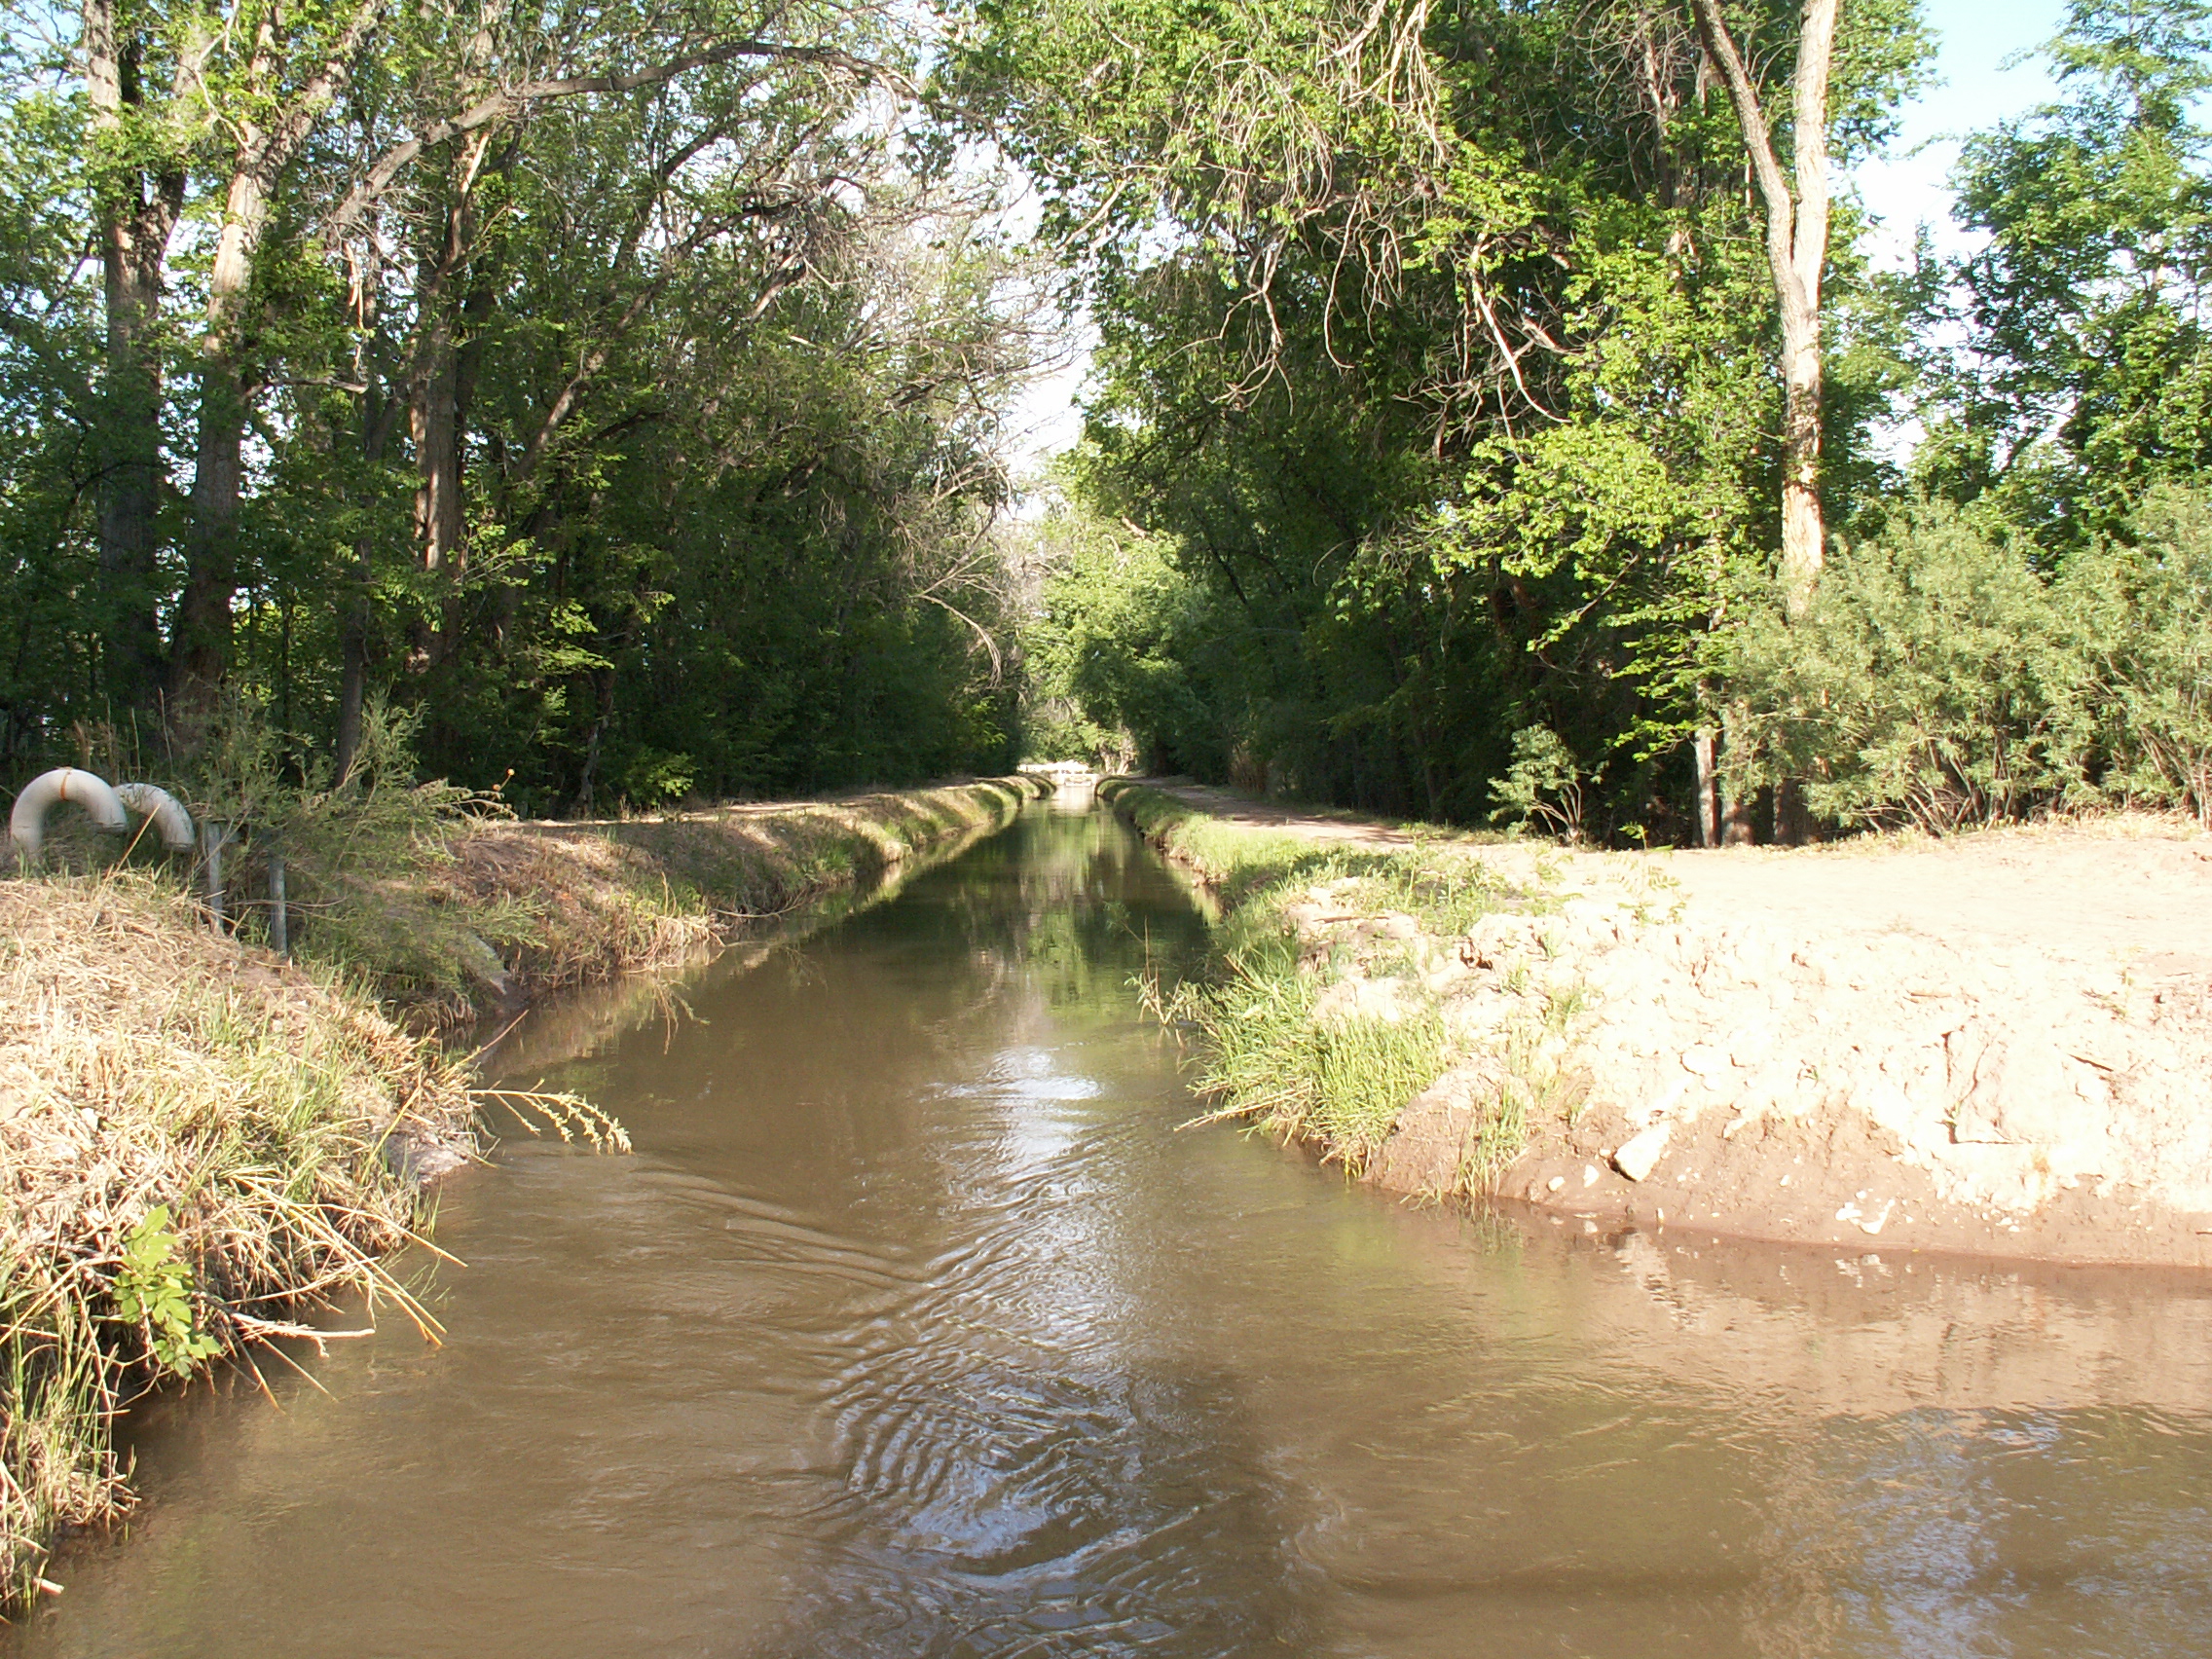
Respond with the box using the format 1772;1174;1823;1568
1107;777;2212;1272
405;776;1054;1023
1100;778;1568;1185
0;774;1048;1607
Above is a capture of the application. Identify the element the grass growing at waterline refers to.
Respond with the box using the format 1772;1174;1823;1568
1106;779;1527;1175
0;873;476;1607
1168;939;1452;1171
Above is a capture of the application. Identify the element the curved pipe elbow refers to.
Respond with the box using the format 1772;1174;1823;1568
115;782;197;852
9;768;129;863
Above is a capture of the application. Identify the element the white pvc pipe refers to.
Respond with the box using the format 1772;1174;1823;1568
9;768;129;864
114;782;197;852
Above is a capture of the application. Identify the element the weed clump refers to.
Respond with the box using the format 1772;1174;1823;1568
1109;779;1530;1172
0;872;474;1605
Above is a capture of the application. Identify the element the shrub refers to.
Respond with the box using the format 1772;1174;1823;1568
1487;723;1589;841
2061;487;2212;826
188;697;517;1010
1721;507;2089;833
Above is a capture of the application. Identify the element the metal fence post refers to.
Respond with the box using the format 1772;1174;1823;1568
204;821;231;932
268;844;288;957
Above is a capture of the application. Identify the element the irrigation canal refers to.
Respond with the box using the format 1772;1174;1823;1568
11;797;2212;1656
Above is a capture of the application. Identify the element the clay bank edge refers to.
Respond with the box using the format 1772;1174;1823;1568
1103;778;2212;1272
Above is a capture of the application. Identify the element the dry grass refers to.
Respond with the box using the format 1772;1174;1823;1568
431;777;1048;1015
0;872;475;1607
0;774;1049;1604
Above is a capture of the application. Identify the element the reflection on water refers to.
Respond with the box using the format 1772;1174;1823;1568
12;803;2212;1658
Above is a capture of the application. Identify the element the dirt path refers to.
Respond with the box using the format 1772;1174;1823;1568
1148;782;2212;1270
1158;783;2212;974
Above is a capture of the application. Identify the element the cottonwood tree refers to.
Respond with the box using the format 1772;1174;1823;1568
1688;0;1839;619
1929;0;2212;543
952;0;1924;833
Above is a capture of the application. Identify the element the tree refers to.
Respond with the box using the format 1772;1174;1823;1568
1688;0;1840;618
0;0;1039;801
1932;0;2212;545
952;0;1925;834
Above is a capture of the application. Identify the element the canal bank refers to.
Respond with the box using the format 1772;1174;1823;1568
0;773;1050;1607
1105;778;2212;1271
10;797;2212;1658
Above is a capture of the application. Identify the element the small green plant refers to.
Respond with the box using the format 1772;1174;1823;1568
110;1207;220;1378
620;748;697;809
1488;724;1588;841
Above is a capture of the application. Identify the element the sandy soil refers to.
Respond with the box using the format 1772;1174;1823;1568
1151;784;2212;1270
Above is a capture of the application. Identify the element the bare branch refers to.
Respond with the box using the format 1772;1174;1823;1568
321;39;896;249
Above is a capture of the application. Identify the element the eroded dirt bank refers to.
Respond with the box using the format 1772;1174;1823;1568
1135;783;2212;1269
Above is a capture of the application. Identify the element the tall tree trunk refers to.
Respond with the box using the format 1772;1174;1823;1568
169;0;386;728
410;7;506;665
1693;724;1719;846
84;0;182;716
169;165;266;726
411;185;470;591
338;373;401;781
335;542;373;779
411;145;505;663
1690;0;1837;618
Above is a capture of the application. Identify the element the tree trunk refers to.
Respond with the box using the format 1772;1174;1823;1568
335;536;371;780
338;373;400;781
411;142;503;663
1774;776;1810;844
169;0;386;728
411;10;506;664
574;664;617;815
1693;724;1719;846
84;0;182;715
1690;0;1837;618
169;166;267;726
1719;706;1756;845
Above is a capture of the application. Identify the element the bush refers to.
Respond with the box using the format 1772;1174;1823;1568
189;697;517;1008
2061;488;2212;827
1721;506;2089;833
1487;723;1589;841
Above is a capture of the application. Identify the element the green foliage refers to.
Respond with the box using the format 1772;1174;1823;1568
2062;486;2212;824
1930;0;2212;543
1020;493;1218;771
1181;942;1449;1172
184;697;521;1001
0;0;1026;802
1488;725;1589;841
958;0;1933;838
1723;507;2086;832
1723;487;2212;832
1108;780;1560;1177
109;1207;219;1378
620;750;697;810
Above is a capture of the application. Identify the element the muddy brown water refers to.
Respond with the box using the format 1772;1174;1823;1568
13;801;2212;1657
